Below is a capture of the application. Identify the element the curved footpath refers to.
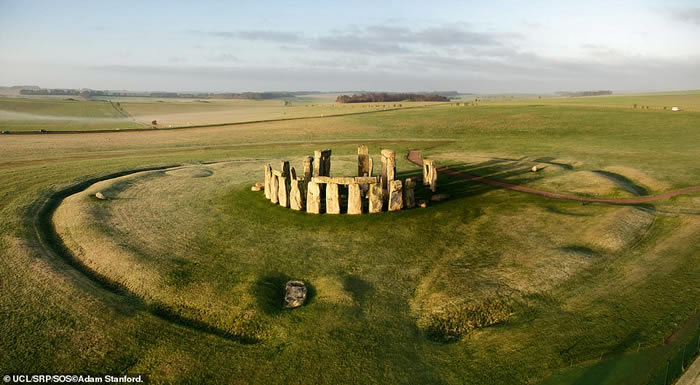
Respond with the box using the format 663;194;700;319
407;150;700;205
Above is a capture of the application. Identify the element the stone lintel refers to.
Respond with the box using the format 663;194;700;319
311;176;378;185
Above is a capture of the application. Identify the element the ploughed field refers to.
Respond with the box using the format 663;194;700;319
0;97;699;384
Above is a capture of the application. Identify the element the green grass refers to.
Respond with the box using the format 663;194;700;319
486;90;700;112
0;98;698;384
0;97;146;131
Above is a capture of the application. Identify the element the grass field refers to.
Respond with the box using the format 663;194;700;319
0;94;698;384
0;97;146;131
0;96;439;132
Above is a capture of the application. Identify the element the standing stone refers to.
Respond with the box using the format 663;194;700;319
357;145;370;177
270;174;279;204
278;175;289;207
368;183;383;213
347;183;362;215
264;164;272;199
326;183;340;214
404;178;416;209
303;156;313;180
422;160;431;186
428;160;438;192
280;161;290;178
388;180;403;211
314;149;332;177
380;149;396;190
423;160;438;192
313;150;322;177
321;149;332;176
290;178;305;211
306;181;321;214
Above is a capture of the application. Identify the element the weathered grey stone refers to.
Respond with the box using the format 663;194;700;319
95;192;106;200
284;280;307;308
306;181;321;214
403;178;416;209
431;193;450;202
381;149;396;190
326;183;340;214
347;183;362;215
251;185;262;192
368;183;383;213
388;180;403;211
264;164;272;199
290;178;305;211
270;174;279;204
303;156;313;180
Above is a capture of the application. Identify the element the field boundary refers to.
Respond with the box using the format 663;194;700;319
407;150;700;204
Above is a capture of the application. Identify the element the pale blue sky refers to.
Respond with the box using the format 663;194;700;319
1;0;699;92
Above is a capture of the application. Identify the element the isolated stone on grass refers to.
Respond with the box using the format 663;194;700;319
284;280;307;308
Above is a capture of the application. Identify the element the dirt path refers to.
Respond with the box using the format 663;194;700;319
407;150;700;205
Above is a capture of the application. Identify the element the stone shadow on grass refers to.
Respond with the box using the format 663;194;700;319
396;157;544;206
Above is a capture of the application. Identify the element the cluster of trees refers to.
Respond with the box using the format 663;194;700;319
556;90;612;97
336;92;450;103
216;92;297;100
18;88;307;100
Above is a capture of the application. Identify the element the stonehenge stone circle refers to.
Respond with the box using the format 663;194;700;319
262;147;429;215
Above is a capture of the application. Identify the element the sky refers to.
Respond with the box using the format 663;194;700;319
1;0;699;93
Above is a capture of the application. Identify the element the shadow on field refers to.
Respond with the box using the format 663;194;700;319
569;330;642;385
397;157;544;205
